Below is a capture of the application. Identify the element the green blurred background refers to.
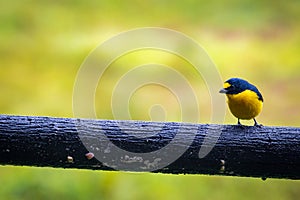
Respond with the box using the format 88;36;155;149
1;0;300;199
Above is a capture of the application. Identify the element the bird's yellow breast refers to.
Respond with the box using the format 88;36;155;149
226;89;263;120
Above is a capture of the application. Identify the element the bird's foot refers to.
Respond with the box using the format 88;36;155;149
237;119;246;129
254;123;263;128
253;118;263;128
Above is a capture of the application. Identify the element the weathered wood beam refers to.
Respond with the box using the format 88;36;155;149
0;114;299;180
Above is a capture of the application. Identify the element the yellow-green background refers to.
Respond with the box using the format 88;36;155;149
1;0;300;199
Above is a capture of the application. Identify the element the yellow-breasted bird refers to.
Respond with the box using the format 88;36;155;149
219;78;263;126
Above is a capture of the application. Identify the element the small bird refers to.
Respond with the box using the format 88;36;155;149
219;78;263;126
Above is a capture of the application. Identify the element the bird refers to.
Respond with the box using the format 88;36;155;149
219;78;263;126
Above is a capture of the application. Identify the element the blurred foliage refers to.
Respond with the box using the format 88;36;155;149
1;0;300;199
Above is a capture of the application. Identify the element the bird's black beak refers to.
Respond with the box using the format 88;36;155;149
219;88;228;94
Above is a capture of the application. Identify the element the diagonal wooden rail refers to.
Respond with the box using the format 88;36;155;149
0;114;299;180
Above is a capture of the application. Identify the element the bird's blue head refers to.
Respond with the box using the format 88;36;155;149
219;78;263;101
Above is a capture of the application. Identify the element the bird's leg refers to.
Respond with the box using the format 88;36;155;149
237;119;241;125
253;118;263;127
237;119;246;129
253;118;258;126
